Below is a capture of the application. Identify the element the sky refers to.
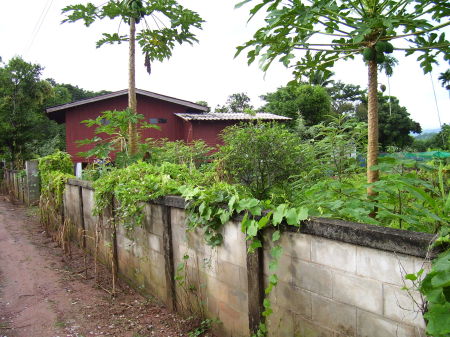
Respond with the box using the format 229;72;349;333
0;0;449;130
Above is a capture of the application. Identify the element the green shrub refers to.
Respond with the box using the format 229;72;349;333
217;122;314;199
145;139;213;168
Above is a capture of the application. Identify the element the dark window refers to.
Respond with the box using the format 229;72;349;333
149;118;167;124
101;118;110;126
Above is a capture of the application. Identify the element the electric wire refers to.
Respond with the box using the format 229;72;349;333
429;72;445;146
24;0;54;56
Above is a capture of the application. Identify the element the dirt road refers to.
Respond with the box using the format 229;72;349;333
0;195;199;337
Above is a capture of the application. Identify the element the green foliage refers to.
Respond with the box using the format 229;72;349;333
309;116;367;180
214;92;254;113
217;122;314;199
62;0;204;65
417;124;450;151
146;139;212;168
0;57;62;166
419;249;450;337
262;84;333;126
77;108;158;163
38;151;73;187
355;94;422;150
236;0;449;76
326;81;366;116
92;161;207;228
187;318;219;337
294;158;450;234
38;151;75;229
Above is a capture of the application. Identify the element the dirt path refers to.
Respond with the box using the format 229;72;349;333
0;195;203;337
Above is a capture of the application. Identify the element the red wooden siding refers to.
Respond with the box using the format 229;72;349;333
65;94;190;162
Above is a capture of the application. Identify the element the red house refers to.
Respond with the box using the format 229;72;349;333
47;88;290;163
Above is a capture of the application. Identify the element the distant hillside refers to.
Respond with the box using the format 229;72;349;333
415;132;438;140
413;128;440;140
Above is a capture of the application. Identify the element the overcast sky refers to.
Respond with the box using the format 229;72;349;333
0;0;449;130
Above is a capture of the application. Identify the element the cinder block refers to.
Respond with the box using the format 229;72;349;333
311;293;356;336
383;284;426;328
171;208;186;228
217;222;246;267
263;250;292;283
218;261;241;287
291;258;332;298
267;307;295;337
311;237;356;273
357;309;418;337
217;300;250;337
271;280;312;318
356;246;416;286
147;233;161;253
294;314;335;337
333;271;383;314
281;232;312;260
206;276;229;304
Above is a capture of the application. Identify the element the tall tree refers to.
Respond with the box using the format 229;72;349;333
356;94;422;150
327;81;366;115
215;92;254;112
237;0;450;197
63;0;203;154
0;57;56;165
262;84;333;126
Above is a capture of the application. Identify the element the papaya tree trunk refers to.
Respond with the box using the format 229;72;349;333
367;59;379;197
128;17;138;155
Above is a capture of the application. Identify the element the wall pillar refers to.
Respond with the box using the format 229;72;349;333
25;160;40;205
246;238;264;334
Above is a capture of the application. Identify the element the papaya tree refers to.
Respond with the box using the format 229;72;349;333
62;0;203;154
236;0;450;197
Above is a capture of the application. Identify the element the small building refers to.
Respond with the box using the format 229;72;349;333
47;88;290;163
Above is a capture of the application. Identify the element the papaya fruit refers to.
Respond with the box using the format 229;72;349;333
376;53;385;64
363;47;375;61
375;41;388;53
385;42;394;53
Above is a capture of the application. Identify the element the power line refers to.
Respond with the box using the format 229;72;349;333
24;0;54;56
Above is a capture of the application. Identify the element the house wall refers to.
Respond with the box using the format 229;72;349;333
65;95;127;163
61;179;435;337
190;120;237;147
64;94;193;163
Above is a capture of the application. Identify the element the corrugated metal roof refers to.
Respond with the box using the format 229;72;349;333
175;112;291;121
46;88;209;113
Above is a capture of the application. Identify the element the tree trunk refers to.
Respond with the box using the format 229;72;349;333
367;59;379;197
128;17;138;155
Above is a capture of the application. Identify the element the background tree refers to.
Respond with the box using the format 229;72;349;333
0;57;63;166
237;0;450;197
327;81;366;116
214;92;254;113
262;84;333;126
356;94;422;150
417;124;450;150
63;0;204;155
439;69;450;91
195;100;211;113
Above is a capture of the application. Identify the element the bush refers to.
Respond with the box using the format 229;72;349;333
217;122;314;199
145;139;212;168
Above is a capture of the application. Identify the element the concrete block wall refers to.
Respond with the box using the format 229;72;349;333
171;208;250;337
61;179;436;337
3;161;40;205
263;225;431;337
116;203;168;302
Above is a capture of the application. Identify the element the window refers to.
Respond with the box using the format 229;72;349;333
149;118;167;124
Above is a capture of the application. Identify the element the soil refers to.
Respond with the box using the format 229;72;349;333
0;195;206;337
